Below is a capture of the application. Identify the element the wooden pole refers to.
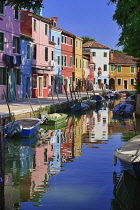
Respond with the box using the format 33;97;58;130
3;90;15;121
69;84;74;105
73;85;77;101
56;89;63;113
0;118;5;209
51;88;56;113
64;85;70;107
37;95;43;111
26;92;37;118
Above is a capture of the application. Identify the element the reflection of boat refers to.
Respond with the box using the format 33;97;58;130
40;121;67;131
114;135;140;179
105;92;119;100
90;94;104;105
112;103;134;116
4;118;41;138
40;112;68;125
112;115;133;127
121;94;136;105
70;101;90;112
113;171;140;210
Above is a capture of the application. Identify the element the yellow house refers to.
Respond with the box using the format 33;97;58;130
82;55;89;90
109;51;137;91
74;36;83;88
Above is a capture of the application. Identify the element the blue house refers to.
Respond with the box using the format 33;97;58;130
20;34;33;98
49;17;62;93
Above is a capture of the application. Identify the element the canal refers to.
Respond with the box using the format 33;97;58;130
1;99;140;210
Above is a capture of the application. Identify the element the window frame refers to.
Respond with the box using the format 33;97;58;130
34;19;37;31
43;75;47;88
0;67;7;85
104;52;107;57
45;24;48;35
92;52;96;56
33;74;37;89
26;44;31;60
33;44;37;60
45;47;48;61
0;31;4;51
0;2;4;14
117;78;122;85
14;7;19;20
13;36;20;54
103;64;107;71
70;56;73;67
130;78;134;86
110;64;114;72
130;66;135;73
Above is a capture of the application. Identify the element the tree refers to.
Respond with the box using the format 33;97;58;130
1;0;43;10
108;0;140;92
81;36;96;44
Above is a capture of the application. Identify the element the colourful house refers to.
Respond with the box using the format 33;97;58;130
49;17;62;94
83;41;110;90
109;51;137;91
74;36;83;90
0;4;21;102
61;29;76;93
20;9;55;98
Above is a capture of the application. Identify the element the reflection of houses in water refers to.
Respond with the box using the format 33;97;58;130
88;109;108;142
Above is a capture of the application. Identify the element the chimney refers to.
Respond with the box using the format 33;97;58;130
110;50;114;60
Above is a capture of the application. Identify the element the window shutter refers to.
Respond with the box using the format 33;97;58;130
61;76;64;85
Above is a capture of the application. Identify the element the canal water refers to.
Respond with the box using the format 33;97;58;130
2;100;140;210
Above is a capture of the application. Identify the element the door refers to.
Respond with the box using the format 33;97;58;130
124;80;127;89
39;76;43;97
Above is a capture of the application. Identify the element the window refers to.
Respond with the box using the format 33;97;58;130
62;55;66;66
94;63;96;71
117;66;122;73
104;64;107;71
61;75;64;85
0;67;6;85
70;76;72;85
52;35;54;42
130;78;134;85
76;58;78;68
117;78;121;85
110;64;114;72
0;32;4;51
76;40;78;47
13;36;20;54
64;36;67;44
33;75;37;88
34;19;37;31
92;52;96;56
130;66;135;73
58;37;60;45
70;38;73;46
33;44;37;59
52;51;54;60
45;24;48;35
14;7;19;20
45;47;48;61
14;69;20;85
43;75;47;87
0;3;4;14
61;35;64;43
70;56;73;67
53;22;56;27
80;59;82;68
58;56;60;65
104;79;107;84
104;52;107;57
27;44;31;60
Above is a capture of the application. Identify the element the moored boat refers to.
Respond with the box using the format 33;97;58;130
112;103;134;116
4;118;41;138
40;112;68;125
70;101;90;112
113;135;140;179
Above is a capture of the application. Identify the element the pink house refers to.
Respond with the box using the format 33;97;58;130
0;4;21;102
20;10;55;98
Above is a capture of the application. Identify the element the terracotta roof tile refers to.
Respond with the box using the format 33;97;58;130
109;52;137;64
83;41;110;49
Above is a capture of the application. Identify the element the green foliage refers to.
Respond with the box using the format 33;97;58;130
2;0;43;10
108;0;140;92
81;36;96;44
111;49;124;53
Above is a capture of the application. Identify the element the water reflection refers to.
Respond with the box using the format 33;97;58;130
112;171;140;210
3;100;139;209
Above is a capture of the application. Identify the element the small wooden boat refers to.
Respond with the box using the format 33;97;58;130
70;101;90;112
40;121;67;131
4;118;41;138
90;94;104;105
113;135;140;179
112;103;134;116
40;112;68;125
82;99;96;108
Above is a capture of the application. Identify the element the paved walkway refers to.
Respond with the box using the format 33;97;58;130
0;90;101;118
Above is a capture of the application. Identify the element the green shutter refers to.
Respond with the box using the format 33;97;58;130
61;76;64;85
70;76;72;85
0;32;4;51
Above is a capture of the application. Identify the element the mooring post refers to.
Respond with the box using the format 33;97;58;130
0;117;5;209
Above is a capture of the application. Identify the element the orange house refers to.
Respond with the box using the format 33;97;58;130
109;51;137;91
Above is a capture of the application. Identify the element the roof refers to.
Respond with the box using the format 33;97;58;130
109;52;137;64
83;41;110;49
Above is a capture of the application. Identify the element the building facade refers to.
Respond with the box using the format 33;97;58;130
109;51;137;91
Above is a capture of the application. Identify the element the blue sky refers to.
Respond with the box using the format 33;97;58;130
42;0;122;50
